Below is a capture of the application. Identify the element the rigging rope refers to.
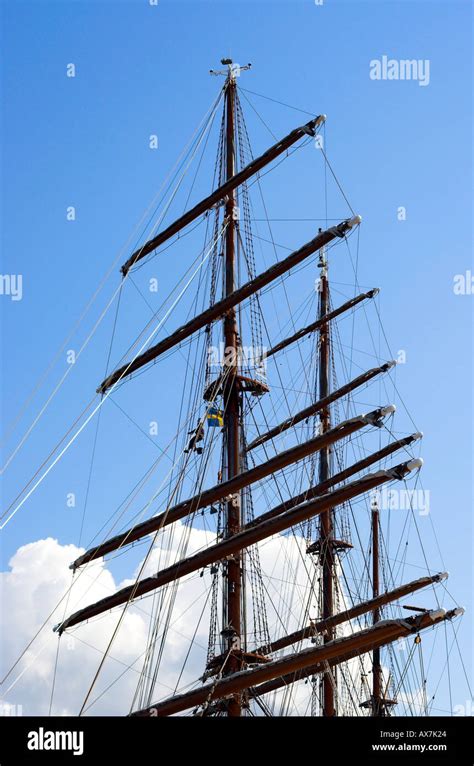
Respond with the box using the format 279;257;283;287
2;91;225;472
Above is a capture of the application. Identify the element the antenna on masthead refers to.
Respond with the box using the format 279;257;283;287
210;59;252;77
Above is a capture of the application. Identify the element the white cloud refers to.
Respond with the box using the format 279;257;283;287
1;537;149;715
0;529;371;717
0;529;231;715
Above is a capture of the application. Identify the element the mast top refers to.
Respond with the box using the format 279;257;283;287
210;59;252;79
317;227;328;272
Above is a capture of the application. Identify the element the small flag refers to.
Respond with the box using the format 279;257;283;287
207;407;223;427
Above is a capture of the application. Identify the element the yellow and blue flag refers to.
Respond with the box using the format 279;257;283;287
207;406;223;427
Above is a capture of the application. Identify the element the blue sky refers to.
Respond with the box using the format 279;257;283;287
1;0;472;713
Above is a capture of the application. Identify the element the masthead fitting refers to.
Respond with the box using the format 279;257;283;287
347;214;362;228
406;457;423;472
210;62;251;78
367;287;380;299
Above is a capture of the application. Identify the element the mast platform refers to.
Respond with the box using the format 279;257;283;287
203;374;269;401
306;538;354;556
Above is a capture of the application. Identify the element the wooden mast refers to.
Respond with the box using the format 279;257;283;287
222;61;242;717
359;494;397;715
371;495;382;714
317;236;336;716
363;494;397;716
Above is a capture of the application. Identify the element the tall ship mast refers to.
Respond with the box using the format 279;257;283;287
3;61;465;719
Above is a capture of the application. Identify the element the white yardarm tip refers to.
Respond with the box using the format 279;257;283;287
413;431;424;441
387;360;397;369
348;214;362;228
435;571;449;582
452;607;465;618
406;457;423;472
381;404;396;417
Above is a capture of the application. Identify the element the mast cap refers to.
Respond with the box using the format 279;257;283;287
406;457;423;472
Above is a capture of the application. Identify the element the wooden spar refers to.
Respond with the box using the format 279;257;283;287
263;288;379;360
71;407;386;571
255;572;448;655
247;609;463;703
222;72;242;716
246;432;423;528
98;217;361;394
246;360;396;451
131;608;461;717
56;457;420;634
120;115;326;276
